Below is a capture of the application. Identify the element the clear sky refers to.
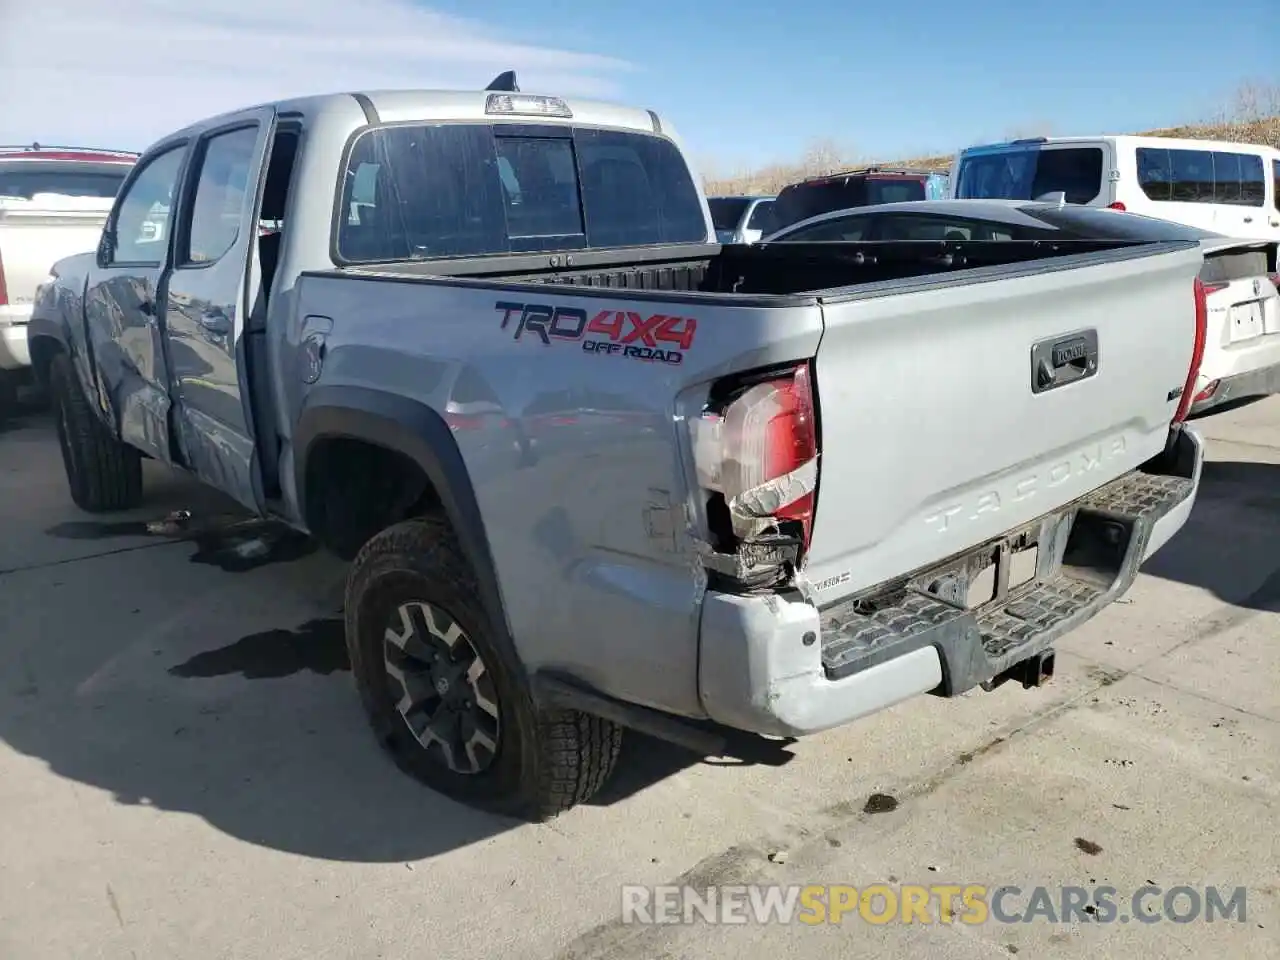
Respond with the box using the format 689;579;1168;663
1;0;1275;173
453;0;1280;169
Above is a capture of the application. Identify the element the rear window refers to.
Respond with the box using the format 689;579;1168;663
955;147;1103;204
772;175;932;232
0;161;130;199
1019;205;1220;241
1135;147;1266;207
745;199;775;231
708;197;750;231
865;177;926;205
335;123;707;262
1199;248;1269;286
772;180;864;231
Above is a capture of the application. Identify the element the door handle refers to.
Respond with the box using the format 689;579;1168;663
1243;216;1253;223
1031;330;1099;394
198;309;232;335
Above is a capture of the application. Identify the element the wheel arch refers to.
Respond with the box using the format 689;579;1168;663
293;385;513;642
25;318;70;390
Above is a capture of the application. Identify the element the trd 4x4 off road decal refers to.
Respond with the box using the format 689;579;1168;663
496;301;697;365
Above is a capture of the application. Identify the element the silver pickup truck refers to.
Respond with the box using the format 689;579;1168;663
29;75;1207;821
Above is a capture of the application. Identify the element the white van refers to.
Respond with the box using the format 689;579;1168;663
949;136;1280;242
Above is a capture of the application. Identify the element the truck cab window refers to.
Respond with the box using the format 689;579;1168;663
334;122;705;263
184;126;258;266
494;136;584;241
110;145;185;265
257;128;299;300
347;161;379;226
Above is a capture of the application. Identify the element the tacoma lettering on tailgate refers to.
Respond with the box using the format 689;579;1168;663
496;300;696;365
924;437;1128;534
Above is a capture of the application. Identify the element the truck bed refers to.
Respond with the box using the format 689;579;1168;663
340;238;1145;300
315;234;1203;600
298;232;1205;724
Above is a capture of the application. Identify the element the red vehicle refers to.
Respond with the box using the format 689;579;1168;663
769;166;950;234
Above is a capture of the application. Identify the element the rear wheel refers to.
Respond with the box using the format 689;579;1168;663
48;354;143;512
344;515;622;820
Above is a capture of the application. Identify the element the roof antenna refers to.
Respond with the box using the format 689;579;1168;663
485;71;519;93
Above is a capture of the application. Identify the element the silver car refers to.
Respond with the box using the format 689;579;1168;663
708;194;775;244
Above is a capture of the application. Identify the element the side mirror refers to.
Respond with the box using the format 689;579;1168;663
96;227;115;267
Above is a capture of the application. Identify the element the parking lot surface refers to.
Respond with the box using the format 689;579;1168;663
0;400;1277;960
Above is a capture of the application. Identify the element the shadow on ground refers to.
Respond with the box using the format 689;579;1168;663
0;426;795;862
1141;457;1280;611
0;390;49;436
158;609;796;814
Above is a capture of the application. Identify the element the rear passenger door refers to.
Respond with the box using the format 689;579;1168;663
162;108;277;511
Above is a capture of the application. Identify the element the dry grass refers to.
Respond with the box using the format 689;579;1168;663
702;81;1280;197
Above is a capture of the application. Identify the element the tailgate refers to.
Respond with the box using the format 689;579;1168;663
804;243;1203;600
0;204;111;318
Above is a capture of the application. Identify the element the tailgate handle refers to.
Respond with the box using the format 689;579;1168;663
1031;329;1098;394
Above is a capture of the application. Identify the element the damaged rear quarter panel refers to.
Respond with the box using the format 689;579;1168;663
297;273;823;718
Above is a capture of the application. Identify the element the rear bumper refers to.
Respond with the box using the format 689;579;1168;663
1189;356;1280;415
698;426;1204;738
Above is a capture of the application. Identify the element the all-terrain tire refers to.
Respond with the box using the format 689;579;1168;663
48;353;143;512
344;515;623;820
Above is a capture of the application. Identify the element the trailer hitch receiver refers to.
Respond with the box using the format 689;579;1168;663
982;649;1056;692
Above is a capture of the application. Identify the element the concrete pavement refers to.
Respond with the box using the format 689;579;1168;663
0;399;1276;960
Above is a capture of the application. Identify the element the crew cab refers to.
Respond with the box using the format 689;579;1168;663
0;144;137;413
30;75;1207;821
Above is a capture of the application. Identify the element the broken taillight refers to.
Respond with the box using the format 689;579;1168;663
691;362;819;582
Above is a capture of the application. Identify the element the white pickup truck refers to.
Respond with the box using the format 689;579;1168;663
31;78;1208;819
0;145;136;413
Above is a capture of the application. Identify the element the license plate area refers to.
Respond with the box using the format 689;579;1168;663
917;527;1041;611
1230;301;1264;342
